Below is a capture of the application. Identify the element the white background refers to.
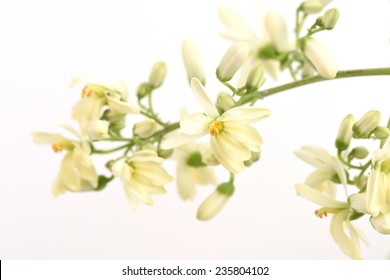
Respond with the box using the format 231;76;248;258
0;0;389;259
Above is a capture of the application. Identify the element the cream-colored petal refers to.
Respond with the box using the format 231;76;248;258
211;136;244;173
218;7;258;41
219;107;271;124
51;175;67;197
161;129;205;150
122;184;140;211
135;165;173;185
191;166;218;185
129;177;154;206
304;170;329;187
180;113;213;135
177;162;196;200
330;156;347;187
294;146;331;169
264;11;289;53
330;209;361;260
348;193;369;214
59;153;81;191
112;158;127;178
370;213;390;234
223;122;263;148
191;78;220;118
366;169;386;217
107;96;140;114
215;132;251;161
295;184;347;208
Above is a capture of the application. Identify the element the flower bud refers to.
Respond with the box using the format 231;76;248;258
350;147;369;159
136;82;152;99
186;151;206;167
148;61;167;89
216;92;235;114
264;11;288;53
134;119;157;138
182;40;205;85
158;148;173;159
323;8;340;30
197;182;234;221
87;120;109;141
303;37;337;78
370;214;390;234
352;110;381;138
335;114;355;151
245;64;265;93
217;41;249;82
373;126;390;140
301;0;324;14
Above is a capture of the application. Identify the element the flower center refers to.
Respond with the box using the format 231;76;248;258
209;121;223;136
82;85;94;98
52;143;63;153
315;208;328;218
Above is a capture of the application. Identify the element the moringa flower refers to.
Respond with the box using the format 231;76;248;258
71;77;139;136
161;78;270;173
111;150;173;210
295;146;347;197
182;40;206;85
32;127;98;196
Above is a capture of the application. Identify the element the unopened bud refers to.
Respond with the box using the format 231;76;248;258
87;120;109;141
302;37;337;78
134;119;157;138
182;40;205;85
197;182;234;221
216;92;235;114
350;147;369;159
323;8;340;30
217;41;249;82
136;82;152;99
352;110;381;138
301;0;324;14
148;61;167;89
246;64;265;93
335;114;355;151
373;126;390;140
158;148;173;159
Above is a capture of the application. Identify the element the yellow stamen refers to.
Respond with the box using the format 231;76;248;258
315;208;328;218
82;85;93;98
209;121;223;136
52;143;63;153
129;166;135;177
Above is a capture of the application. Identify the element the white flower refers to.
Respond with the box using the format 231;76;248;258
295;146;347;197
295;184;368;259
32;127;98;196
216;41;249;82
71;77;139;136
182;40;205;85
366;138;390;217
133;119;157;138
175;143;217;200
112;150;173;210
87;119;109;141
162;78;270;173
218;7;291;79
303;37;338;79
148;61;167;89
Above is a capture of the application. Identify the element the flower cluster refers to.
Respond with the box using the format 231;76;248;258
295;110;390;259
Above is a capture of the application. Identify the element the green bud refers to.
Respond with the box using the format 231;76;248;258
216;92;235;114
322;8;340;30
186;151;206;167
244;151;261;167
301;0;324;14
380;160;390;174
158;148;174;159
257;44;278;59
148;61;167;89
136;82;152;99
133;119;157;138
335;114;355;151
217;182;235;196
245;64;265;93
373;126;390;140
352;110;381;138
350;147;369;159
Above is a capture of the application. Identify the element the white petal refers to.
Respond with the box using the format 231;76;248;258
210;136;244;173
366;169;386;217
51;176;67;197
107;97;140;114
59;153;81;191
304;37;337;79
122;184;140;211
215;132;251;161
295;184;347;208
197;190;230;221
177;162;196;200
304;170;330;187
180;113;212;135
135;165;173;185
129;177;154;206
330;156;347;188
130;150;163;164
32;132;65;145
218;7;258;41
161;129;205;150
370;213;390;234
348;193;369;214
190;78;220;118
219;107;271;124
223;122;263;148
330;209;361;260
294;146;331;169
264;11;289;53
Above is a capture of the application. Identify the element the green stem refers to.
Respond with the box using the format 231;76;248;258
92;143;131;154
237;67;390;106
337;151;362;170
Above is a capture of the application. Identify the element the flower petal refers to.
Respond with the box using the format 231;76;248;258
215;132;251;161
180;113;213;135
59;153;81;192
348;193;369;214
161;129;205;150
366;169;386;217
223;122;263;148
295;184;347;208
177;161;196;200
210;136;244;173
191;78;220;118
219;107;270;124
107;97;140;114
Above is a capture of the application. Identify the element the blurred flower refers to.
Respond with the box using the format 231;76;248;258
148;61;167;89
162;78;270;173
112;150;173;210
182;40;206;85
87;119;109;141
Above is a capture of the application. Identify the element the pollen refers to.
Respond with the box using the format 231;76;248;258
82;85;93;98
315;209;328;218
209;121;223;136
52;143;63;153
